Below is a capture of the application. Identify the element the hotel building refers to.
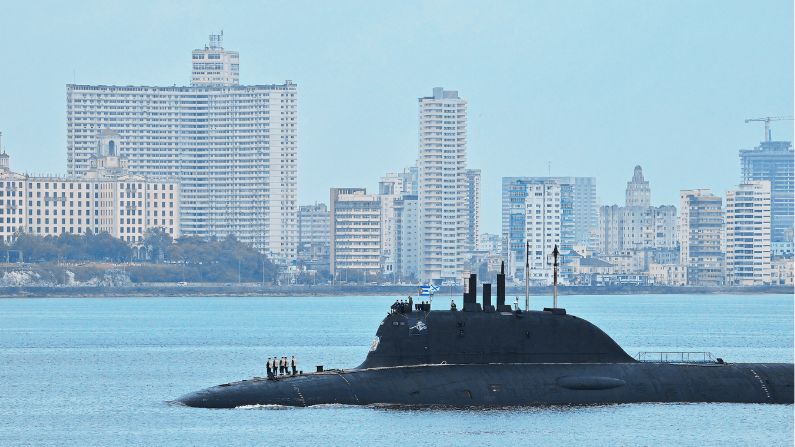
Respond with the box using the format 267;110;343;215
65;33;297;262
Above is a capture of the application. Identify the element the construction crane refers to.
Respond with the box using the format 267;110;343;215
744;116;794;142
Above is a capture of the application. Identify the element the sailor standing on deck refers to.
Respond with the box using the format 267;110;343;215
291;356;297;375
281;357;288;375
266;358;273;379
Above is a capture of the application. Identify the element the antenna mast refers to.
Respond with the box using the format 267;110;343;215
552;245;560;309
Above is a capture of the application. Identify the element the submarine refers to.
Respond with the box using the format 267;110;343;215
177;249;793;408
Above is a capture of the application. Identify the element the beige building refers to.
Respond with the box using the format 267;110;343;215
0;131;179;244
329;188;381;279
679;189;724;286
725;181;772;285
648;263;688;286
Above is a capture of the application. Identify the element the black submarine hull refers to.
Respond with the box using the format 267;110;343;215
177;362;794;408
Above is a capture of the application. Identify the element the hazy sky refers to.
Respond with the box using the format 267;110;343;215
0;0;792;233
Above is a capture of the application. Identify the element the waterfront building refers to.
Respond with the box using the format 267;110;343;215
679;189;724;286
502;176;597;254
771;258;794;286
503;178;566;284
298;203;330;273
417;87;469;282
597;166;677;255
739;140;793;246
0;131;179;244
466;169;481;253
648;263;688;286
66;33;297;262
329;188;381;280
725;181;772;286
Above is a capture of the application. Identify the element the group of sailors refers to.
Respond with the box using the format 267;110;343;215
266;356;297;380
390;296;430;314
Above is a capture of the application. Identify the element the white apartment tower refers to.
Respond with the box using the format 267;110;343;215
66;34;298;262
417;87;468;282
725;181;772;285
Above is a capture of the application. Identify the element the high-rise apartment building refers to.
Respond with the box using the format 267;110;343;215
329;188;381;279
417;87;469;282
465;169;481;253
679;189;724;286
502;176;597;252
739;140;793;246
725;181;772;285
503;178;567;283
66;33;298;262
0;132;179;244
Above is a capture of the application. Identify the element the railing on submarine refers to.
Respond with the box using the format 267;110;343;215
635;351;717;363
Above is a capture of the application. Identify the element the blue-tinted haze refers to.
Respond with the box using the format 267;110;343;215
0;0;792;232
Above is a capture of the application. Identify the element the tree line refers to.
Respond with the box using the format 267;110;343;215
2;229;278;283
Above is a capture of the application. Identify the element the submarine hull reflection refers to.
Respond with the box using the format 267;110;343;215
177;361;794;408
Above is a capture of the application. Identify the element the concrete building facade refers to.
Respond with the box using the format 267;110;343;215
597;166;677;255
725;181;772;285
191;32;240;86
329;188;381;279
0;133;179;244
417;87;469;282
465;169;481;254
66;34;297;262
739;140;793;245
504;178;565;284
679;189;724;286
297;203;330;273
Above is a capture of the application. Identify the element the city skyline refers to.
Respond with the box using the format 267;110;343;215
0;0;793;234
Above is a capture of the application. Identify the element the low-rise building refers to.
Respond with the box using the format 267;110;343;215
648;263;688;286
770;258;794;286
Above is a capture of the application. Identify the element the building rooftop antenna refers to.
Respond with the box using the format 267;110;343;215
209;31;223;50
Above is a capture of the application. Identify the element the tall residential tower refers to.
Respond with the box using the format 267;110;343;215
66;33;298;262
417;87;468;282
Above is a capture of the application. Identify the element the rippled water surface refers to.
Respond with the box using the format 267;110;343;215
1;294;792;446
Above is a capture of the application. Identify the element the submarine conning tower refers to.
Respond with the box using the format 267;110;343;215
358;262;635;369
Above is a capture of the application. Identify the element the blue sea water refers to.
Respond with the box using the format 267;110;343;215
0;294;792;446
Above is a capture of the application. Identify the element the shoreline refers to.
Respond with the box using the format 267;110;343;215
0;284;791;298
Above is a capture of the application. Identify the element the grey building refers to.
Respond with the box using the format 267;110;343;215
739;140;793;245
298;203;330;273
